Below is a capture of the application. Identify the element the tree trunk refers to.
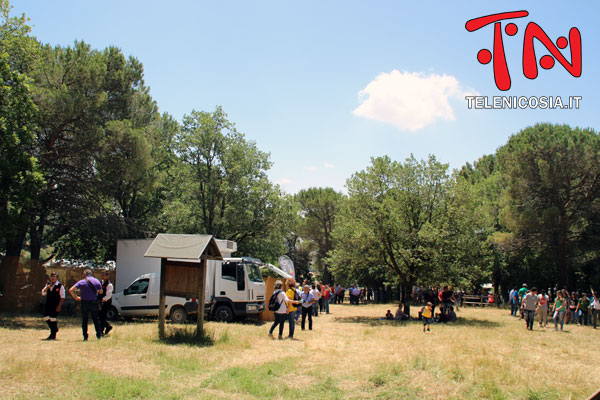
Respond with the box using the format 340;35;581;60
401;283;412;316
555;216;572;290
0;226;27;311
28;220;47;293
322;264;332;284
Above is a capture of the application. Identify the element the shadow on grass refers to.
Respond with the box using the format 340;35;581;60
158;327;216;347
138;315;267;327
0;314;84;330
234;317;267;326
333;315;504;328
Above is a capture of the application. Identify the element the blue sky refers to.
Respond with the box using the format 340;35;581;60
13;1;599;193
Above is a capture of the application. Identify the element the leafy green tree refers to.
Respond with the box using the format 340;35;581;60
435;175;497;291
295;187;343;284
330;155;451;312
162;106;291;262
497;123;600;289
0;1;43;299
30;42;158;263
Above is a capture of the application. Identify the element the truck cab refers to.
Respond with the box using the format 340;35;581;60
207;257;266;322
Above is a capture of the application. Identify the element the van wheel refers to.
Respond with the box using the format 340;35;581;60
213;305;234;322
170;307;187;324
106;306;118;321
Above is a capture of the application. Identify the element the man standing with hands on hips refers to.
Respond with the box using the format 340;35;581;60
41;272;65;340
69;269;103;341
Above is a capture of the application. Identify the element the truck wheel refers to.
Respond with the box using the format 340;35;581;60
213;305;234;322
170;307;187;324
106;306;118;321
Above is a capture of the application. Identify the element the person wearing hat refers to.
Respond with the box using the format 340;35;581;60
41;272;65;340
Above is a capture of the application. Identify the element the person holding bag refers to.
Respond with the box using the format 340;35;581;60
69;269;103;341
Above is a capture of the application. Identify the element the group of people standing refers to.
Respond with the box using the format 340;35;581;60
331;284;369;304
510;284;600;331
41;269;114;341
268;279;336;340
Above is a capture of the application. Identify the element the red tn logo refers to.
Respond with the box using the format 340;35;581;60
466;10;581;91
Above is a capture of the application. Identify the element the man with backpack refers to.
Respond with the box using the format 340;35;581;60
268;280;290;340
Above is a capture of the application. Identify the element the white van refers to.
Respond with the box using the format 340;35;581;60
108;272;190;323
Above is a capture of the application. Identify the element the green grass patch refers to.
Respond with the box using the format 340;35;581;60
68;370;173;400
523;387;561;400
203;361;343;400
202;361;288;399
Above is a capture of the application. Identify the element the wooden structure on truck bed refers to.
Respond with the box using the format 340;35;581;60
144;234;222;338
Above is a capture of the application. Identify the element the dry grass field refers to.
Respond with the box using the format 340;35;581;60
1;303;599;400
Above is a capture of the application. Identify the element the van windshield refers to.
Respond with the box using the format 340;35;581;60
126;278;149;295
246;264;263;283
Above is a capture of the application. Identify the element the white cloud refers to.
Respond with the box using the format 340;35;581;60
304;166;317;172
276;178;292;185
323;162;335;168
353;70;475;132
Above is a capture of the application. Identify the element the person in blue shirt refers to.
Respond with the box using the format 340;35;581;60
300;285;315;331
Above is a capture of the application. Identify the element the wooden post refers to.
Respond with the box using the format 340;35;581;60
197;256;207;337
158;257;167;339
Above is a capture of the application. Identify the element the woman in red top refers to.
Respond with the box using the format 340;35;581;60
322;285;331;314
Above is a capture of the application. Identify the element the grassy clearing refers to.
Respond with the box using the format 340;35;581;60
1;304;598;399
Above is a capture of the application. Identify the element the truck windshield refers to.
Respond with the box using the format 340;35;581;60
246;264;263;283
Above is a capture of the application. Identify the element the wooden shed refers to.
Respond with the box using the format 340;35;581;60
144;233;222;338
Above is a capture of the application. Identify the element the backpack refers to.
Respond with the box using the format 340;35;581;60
268;289;282;311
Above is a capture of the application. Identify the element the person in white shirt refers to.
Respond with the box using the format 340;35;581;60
592;291;600;329
351;286;361;305
311;284;321;317
41;272;65;340
99;271;114;336
537;289;549;328
521;288;539;331
268;280;289;340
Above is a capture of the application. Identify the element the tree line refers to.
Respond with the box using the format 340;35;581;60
1;3;599;310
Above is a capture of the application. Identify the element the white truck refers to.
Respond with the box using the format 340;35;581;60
108;239;286;323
